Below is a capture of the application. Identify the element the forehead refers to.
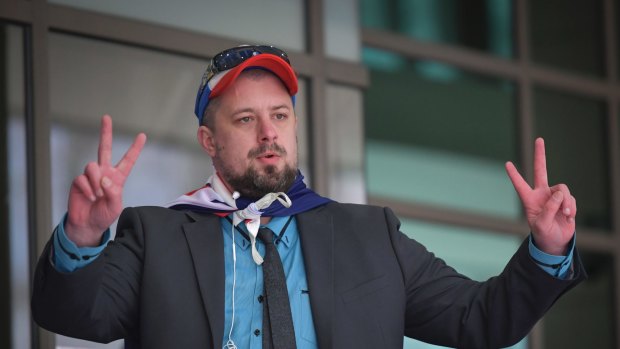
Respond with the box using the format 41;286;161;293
218;70;293;109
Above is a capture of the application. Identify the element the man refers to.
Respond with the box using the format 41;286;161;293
32;45;584;349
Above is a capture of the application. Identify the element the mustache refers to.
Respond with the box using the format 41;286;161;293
247;143;287;159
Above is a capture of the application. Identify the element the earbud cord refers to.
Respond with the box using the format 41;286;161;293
224;191;240;349
223;190;291;349
223;222;238;349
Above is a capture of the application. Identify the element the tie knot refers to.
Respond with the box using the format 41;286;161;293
257;227;276;245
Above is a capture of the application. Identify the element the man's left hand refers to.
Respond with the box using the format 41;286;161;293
505;138;576;256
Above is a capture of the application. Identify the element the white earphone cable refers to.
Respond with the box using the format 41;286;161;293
223;222;238;349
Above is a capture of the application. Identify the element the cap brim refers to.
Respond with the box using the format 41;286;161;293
210;54;298;99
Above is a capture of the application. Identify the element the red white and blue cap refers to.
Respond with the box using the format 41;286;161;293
194;50;298;124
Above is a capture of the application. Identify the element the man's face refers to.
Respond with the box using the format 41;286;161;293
198;70;298;198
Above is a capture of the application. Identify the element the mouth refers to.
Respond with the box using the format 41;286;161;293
255;152;283;166
257;152;280;159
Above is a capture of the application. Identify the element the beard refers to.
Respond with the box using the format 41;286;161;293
214;143;298;199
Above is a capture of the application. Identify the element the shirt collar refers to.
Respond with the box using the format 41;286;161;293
221;215;297;250
260;215;297;248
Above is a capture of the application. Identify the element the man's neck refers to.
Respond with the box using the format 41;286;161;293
260;216;272;225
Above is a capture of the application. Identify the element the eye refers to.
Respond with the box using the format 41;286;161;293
274;113;287;120
238;116;252;123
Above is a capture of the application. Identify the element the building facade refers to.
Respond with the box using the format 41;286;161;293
0;0;617;348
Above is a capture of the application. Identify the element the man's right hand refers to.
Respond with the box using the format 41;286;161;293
65;115;147;247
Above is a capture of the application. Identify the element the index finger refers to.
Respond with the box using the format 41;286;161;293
115;133;147;176
505;161;532;200
534;137;549;188
98;115;113;166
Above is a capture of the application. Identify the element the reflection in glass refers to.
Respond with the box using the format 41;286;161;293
363;47;519;219
543;252;615;349
528;0;605;77
533;87;610;230
360;0;514;58
399;219;526;349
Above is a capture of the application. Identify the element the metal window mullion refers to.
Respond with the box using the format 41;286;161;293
46;3;366;88
305;0;329;196
603;0;620;347
0;22;11;349
368;195;615;251
513;1;544;349
0;0;32;23
362;28;521;79
25;0;54;348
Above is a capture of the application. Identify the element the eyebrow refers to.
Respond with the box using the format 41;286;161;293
231;104;290;116
271;104;290;111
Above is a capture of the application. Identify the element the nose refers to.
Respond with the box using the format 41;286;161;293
257;117;278;143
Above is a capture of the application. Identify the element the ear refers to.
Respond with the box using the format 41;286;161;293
197;125;217;157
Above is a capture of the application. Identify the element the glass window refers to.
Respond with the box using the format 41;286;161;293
326;84;365;203
48;0;307;52
3;23;31;349
364;47;520;219
543;252;615;349
325;0;361;61
48;32;310;348
360;0;514;58
399;219;526;349
528;0;605;77
533;86;610;231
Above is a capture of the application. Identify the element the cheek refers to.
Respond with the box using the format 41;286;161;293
215;136;251;159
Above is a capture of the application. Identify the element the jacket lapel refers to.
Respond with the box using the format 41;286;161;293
182;212;225;349
297;205;334;349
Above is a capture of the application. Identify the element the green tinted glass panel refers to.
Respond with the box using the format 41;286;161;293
364;47;520;219
529;0;605;77
543;253;615;349
360;0;514;58
533;87;610;230
399;219;526;348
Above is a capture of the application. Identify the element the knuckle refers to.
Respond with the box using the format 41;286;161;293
85;161;98;172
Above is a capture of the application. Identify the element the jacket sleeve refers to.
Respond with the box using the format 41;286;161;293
31;207;145;343
384;207;587;349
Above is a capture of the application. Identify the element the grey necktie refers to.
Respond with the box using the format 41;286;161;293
257;227;297;349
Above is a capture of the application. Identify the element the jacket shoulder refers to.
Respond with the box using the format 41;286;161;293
117;206;217;228
322;201;397;221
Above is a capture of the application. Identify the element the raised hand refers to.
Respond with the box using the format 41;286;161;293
505;138;576;255
65;115;147;247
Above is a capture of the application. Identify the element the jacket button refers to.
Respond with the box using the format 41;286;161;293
257;295;264;303
254;329;261;336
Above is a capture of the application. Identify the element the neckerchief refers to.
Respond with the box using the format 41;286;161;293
166;170;331;264
167;170;331;216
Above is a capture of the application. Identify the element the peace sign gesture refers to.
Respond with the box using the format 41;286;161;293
65;115;147;247
505;138;576;256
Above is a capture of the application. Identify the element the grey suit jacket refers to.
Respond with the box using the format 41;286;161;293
32;202;585;348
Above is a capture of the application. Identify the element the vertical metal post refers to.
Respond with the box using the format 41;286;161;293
515;1;541;348
603;0;620;347
306;0;330;196
25;0;54;348
0;24;12;349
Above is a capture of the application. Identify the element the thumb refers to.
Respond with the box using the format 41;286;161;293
101;176;122;205
535;191;563;232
